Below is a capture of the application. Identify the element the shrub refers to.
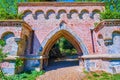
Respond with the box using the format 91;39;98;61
82;71;120;80
0;40;6;47
5;70;45;80
100;9;120;20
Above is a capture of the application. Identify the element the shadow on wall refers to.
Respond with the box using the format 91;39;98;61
24;33;42;71
45;60;79;71
107;31;120;54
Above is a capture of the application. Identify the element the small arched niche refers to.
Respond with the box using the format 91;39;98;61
112;31;120;45
97;34;104;46
79;9;89;20
35;10;45;19
1;32;15;41
57;9;67;19
98;34;103;39
1;32;19;56
22;10;33;21
46;10;56;19
91;9;100;22
69;9;78;19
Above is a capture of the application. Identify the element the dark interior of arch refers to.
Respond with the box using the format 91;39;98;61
49;37;78;58
44;36;82;71
42;30;82;55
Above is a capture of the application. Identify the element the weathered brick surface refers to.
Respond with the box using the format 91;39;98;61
18;2;104;55
1;2;120;74
0;21;32;56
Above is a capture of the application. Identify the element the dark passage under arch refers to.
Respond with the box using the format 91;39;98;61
41;30;84;71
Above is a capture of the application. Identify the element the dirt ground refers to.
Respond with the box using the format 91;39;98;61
36;66;85;80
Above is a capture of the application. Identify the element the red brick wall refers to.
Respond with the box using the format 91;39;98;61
18;2;105;55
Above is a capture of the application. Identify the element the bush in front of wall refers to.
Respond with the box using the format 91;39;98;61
5;70;45;80
0;40;6;47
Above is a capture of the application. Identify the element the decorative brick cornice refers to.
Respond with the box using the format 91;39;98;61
18;2;105;7
0;20;23;26
94;19;120;32
0;20;32;31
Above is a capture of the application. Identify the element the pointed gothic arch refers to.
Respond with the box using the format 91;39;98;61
41;24;89;56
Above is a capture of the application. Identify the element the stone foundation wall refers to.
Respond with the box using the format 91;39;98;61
87;59;120;74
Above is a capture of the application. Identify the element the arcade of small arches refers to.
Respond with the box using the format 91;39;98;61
23;9;101;20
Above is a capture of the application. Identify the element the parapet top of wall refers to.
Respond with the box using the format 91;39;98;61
0;20;32;31
94;19;120;32
18;2;105;22
18;2;105;6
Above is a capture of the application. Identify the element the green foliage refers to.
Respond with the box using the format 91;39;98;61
104;0;120;12
15;58;23;68
0;39;7;62
100;0;120;20
112;74;120;80
27;0;44;2
60;37;75;50
0;48;7;63
75;0;120;19
94;22;99;27
4;70;45;80
0;39;23;80
92;72;100;77
100;9;120;20
0;40;8;80
0;40;6;47
55;37;77;55
83;69;88;74
83;71;120;80
0;0;23;20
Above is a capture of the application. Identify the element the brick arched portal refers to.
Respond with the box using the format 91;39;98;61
40;25;89;69
18;2;107;72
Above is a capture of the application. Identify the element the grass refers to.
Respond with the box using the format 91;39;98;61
82;71;120;80
1;70;45;80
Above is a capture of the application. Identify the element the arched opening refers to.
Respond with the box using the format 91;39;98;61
97;34;104;46
1;32;18;55
41;30;84;71
112;31;120;45
35;10;44;19
91;9;100;22
91;9;100;19
79;9;89;19
22;10;33;21
47;37;81;70
107;31;120;54
57;10;67;19
1;32;15;41
69;9;78;19
46;10;56;19
98;34;103;39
